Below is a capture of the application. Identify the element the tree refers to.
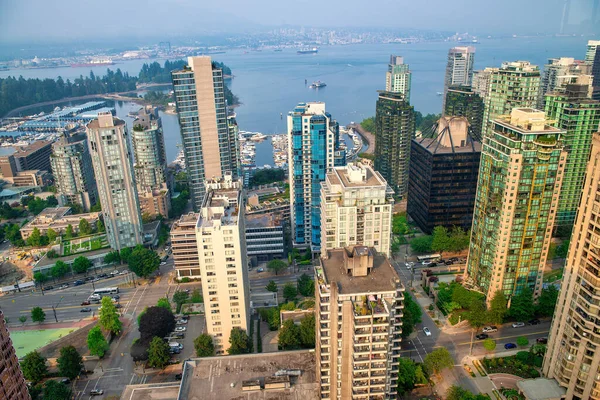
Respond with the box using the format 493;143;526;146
46;249;58;258
65;224;74;239
138;306;175;342
446;385;488;400
483;338;496;352
297;273;314;297
87;326;109;358
119;247;133;263
46;228;58;243
517;336;529;347
509;288;535;321
103;250;121;264
51;260;70;280
78;219;92;235
128;245;160;277
33;272;47;284
467;300;488;329
194;334;214;357
4;223;24;246
531;344;547;357
396;358;418;395
130;339;149;362
431;226;451;253
99;296;122;335
414;365;428;385
423;348;454;375
190;289;203;303
283;283;297;302
267;259;287;275
265;280;278;293
228;327;250;355
147;336;171;369
278;319;301;350
172;290;189;313
72;256;92;274
536;286;559;317
96;219;105;233
42;380;72;400
31;306;45;323
156;297;171;310
57;345;83;379
19;315;27;325
90;203;102;212
27;227;43;247
20;351;48;383
300;314;315;348
410;235;433;253
488;291;508;324
401;292;423;338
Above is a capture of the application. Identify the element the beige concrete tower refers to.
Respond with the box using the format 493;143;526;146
320;162;394;256
0;310;30;400
87;112;143;251
544;133;600;399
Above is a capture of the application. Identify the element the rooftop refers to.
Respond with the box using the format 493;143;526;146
496;108;563;134
415;116;481;154
517;378;566;400
86;113;126;130
120;383;180;400
319;247;401;294
245;213;281;229
178;351;317;400
327;163;387;189
13;140;52;158
172;212;200;228
31;206;71;221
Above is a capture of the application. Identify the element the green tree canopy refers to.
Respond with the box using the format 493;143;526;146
51;260;70;279
156;297;171;310
300;314;316;348
103;250;121;264
138;306;175;342
128;245;160;277
536;286;559;317
20;351;48;383
87;326;109;358
31;306;45;323
172;290;189;313
517;336;529;347
26;227;43;247
33;272;47;284
99;296;122;335
446;385;489;400
265;280;278;293
190;289;203;303
78;219;92;235
488;291;508;324
431;226;451;254
147;336;171;369
267;259;287;275
283;282;298;302
65;224;74;239
96;219;105;233
396;358;418;395
410;235;433;253
467;300;488;329
72;256;92;274
423;348;454;375
278;319;302;350
402;292;423;338
509;288;535;321
42;380;72;400
119;247;133;263
483;338;496;352
194;334;214;357
297;273;314;297
19;315;27;325
228;327;250;355
46;228;58;243
57;345;83;379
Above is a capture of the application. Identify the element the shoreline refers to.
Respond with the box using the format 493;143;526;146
348;123;375;154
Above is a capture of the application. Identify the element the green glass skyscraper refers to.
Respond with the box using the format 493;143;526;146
444;86;485;136
466;109;566;301
374;91;415;199
545;84;600;227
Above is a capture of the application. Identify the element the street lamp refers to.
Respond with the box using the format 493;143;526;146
51;296;64;323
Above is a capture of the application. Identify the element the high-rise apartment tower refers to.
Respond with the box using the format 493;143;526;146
385;55;411;101
442;46;476;110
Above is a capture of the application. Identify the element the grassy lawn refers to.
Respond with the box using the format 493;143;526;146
9;328;76;358
62;235;109;256
543;268;563;283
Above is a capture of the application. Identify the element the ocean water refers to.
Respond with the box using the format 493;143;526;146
1;36;590;164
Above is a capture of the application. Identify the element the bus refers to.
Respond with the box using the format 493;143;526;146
416;254;442;263
93;287;119;296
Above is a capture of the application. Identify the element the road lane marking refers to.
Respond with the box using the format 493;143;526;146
455;330;548;346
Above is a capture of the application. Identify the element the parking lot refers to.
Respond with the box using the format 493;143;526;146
168;314;206;361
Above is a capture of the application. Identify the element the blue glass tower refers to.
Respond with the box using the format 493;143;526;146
288;102;344;252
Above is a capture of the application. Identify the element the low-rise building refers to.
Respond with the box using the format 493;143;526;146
20;207;99;240
170;212;201;279
316;246;404;399
245;213;284;262
13;140;53;173
12;169;51;187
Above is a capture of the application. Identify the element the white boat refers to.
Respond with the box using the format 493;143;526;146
250;133;267;142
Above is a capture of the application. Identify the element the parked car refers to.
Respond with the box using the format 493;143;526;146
81;301;90;306
172;333;185;339
169;347;181;354
81;307;92;312
73;280;85;286
482;326;498;333
512;322;525;328
537;337;548;344
528;319;541;325
449;257;459;262
112;294;120;300
169;342;183;349
85;276;94;281
175;326;187;332
422;261;433;266
90;389;104;396
423;327;431;336
176;319;188;325
475;333;489;340
504;343;517;349
444;260;454;265
61;378;70;384
98;273;108;278
160;262;167;266
257;267;264;272
43;286;54;291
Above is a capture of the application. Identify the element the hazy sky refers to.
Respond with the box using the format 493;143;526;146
0;0;587;43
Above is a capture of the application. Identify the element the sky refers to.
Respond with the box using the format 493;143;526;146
0;0;591;43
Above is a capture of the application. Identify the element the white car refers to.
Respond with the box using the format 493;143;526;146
119;271;128;275
422;261;433;266
176;319;188;325
406;262;414;268
512;322;525;328
423;327;432;336
175;326;187;332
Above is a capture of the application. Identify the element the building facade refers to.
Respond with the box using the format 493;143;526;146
21;207;99;240
320;163;394;256
288;102;341;251
408;116;481;234
245;213;284;261
385;55;411;101
472;68;494;101
171;212;201;280
51;133;98;211
171;56;240;211
444;86;485;136
545;85;600;228
195;175;250;354
0;310;30;400
132;106;171;219
373;91;415;200
482;61;541;137
465;109;566;300
538;57;592;109
87;113;143;251
316;246;404;399
442;46;476;110
13;140;53;173
543;133;600;400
